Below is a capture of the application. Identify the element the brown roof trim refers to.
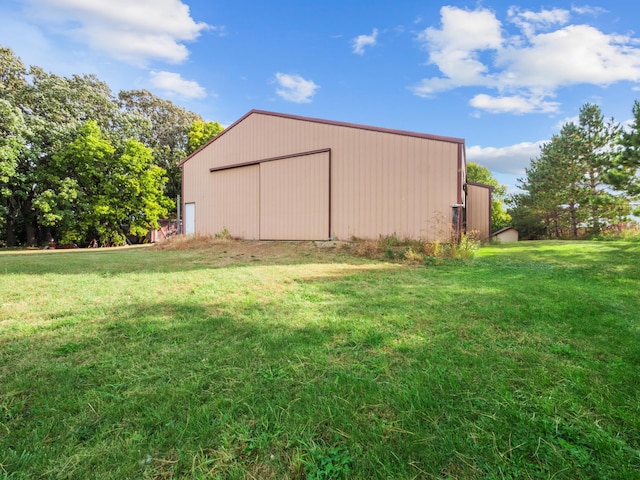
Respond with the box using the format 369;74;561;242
466;181;495;191
249;110;465;144
209;148;331;172
180;109;465;167
492;227;517;236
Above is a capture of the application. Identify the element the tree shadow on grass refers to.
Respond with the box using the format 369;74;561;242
2;258;640;478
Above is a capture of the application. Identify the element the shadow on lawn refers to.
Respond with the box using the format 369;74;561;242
3;257;640;479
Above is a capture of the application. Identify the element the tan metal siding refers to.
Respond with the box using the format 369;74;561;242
182;111;463;242
466;183;491;241
208;165;259;239
260;152;330;240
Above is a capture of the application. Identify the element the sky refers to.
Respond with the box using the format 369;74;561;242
1;0;640;192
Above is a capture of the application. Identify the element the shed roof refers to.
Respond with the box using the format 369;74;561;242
180;109;465;167
492;227;518;236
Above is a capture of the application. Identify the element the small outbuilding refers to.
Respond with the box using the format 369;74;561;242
180;110;491;242
492;227;519;243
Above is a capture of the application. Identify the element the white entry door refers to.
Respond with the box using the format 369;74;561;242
184;202;195;235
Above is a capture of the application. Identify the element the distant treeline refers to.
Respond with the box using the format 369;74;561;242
0;46;222;247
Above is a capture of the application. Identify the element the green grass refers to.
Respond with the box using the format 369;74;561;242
1;240;639;479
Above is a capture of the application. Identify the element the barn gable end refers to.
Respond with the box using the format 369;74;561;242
181;110;489;242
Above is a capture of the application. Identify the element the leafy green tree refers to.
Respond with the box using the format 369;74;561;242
187;119;224;154
0;99;25;184
0;99;27;244
0;46;217;246
466;162;511;231
1;44;131;245
48;121;171;245
118;89;202;202
0;46;26;100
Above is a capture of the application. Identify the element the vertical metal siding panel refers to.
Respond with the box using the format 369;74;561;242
401;138;409;237
368;132;381;238
412;138;424;238
331;128;343;239
369;131;381;238
380;135;389;237
409;138;420;238
343;129;360;238
384;135;395;238
467;184;491;240
209;166;260;239
260;152;329;240
381;136;390;237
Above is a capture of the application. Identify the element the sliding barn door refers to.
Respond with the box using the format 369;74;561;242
260;151;330;240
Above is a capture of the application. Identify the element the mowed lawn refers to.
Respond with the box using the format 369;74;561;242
1;240;639;479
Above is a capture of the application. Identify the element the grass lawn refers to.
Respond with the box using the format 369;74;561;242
1;240;639;479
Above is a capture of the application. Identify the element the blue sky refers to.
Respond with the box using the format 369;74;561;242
1;0;640;191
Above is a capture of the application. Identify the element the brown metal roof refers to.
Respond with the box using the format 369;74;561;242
180;109;465;167
466;181;495;191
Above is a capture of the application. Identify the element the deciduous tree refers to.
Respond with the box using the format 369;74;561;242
48;121;171;245
187;119;223;154
118;89;202;202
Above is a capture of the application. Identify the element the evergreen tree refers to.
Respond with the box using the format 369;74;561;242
576;103;625;234
610;100;640;211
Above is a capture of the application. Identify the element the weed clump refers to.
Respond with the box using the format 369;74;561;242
214;226;234;240
343;233;480;264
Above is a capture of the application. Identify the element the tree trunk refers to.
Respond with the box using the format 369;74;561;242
6;214;17;247
589;169;600;235
21;200;37;247
25;222;37;247
569;200;578;238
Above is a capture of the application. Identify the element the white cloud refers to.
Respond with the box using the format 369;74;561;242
352;28;379;55
470;94;560;114
507;7;569;37
414;6;502;94
274;73;319;103
572;5;608;17
413;6;640;114
24;0;210;65
498;25;640;90
467;141;546;176
149;71;206;99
